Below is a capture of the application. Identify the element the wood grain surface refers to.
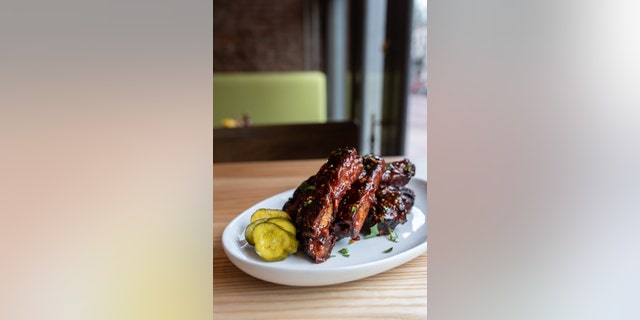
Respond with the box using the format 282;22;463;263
213;159;427;319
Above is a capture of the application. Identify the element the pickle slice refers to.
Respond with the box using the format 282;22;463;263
253;222;298;261
266;217;296;236
244;218;268;245
250;209;291;223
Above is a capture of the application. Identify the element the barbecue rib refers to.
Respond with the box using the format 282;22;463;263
358;158;416;235
282;175;316;223
282;147;363;263
332;155;384;240
381;159;416;187
362;185;416;236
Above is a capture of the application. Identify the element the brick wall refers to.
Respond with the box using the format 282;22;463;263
213;0;306;72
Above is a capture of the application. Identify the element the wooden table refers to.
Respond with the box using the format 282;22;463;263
213;159;427;319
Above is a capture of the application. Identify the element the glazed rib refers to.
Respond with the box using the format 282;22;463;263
362;185;415;236
283;147;363;263
282;175;316;223
381;159;416;187
332;155;384;240
364;159;416;236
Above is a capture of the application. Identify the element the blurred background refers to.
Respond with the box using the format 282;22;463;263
213;0;427;179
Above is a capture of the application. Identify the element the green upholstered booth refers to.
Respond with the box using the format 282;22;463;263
213;71;327;127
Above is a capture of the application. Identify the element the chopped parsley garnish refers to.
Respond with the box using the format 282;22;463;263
303;199;313;206
365;223;380;239
338;248;350;257
388;229;399;242
404;163;414;172
306;185;316;190
350;205;359;213
383;247;393;254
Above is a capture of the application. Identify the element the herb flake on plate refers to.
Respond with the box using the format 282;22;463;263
364;223;380;239
388;229;399;242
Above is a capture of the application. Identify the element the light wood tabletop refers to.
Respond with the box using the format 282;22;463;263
213;159;427;319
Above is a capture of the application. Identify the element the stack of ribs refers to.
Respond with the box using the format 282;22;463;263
283;147;416;263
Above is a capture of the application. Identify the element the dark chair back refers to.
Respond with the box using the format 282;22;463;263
213;121;360;162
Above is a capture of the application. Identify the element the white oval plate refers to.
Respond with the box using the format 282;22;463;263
222;178;427;286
